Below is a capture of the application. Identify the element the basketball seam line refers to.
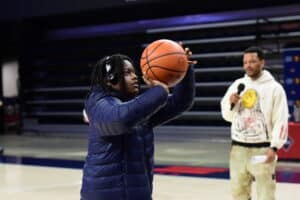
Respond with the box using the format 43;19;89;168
146;49;164;83
146;65;186;73
145;67;165;83
141;52;187;68
145;48;164;83
141;41;165;59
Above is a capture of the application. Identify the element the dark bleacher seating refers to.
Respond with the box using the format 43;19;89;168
20;13;300;134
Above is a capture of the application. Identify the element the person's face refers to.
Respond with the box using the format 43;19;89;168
110;60;139;97
123;60;139;96
243;52;265;79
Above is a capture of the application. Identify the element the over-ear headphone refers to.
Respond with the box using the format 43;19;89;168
103;56;118;85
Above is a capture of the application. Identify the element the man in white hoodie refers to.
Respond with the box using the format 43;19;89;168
221;46;289;200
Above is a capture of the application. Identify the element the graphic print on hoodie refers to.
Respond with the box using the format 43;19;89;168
233;88;268;143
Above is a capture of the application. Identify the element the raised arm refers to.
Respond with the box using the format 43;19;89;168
86;86;168;136
148;65;195;127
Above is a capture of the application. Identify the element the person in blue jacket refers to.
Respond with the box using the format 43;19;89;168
81;49;195;200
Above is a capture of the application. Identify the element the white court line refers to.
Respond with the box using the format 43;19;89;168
1;182;81;194
1;163;300;200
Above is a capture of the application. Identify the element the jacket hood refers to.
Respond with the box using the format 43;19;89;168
244;69;274;84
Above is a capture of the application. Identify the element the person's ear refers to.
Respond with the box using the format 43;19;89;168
106;81;112;87
106;80;120;90
261;59;265;67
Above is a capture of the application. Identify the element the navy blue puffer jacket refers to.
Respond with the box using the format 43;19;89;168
80;66;194;200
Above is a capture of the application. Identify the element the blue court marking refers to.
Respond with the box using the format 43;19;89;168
0;155;84;169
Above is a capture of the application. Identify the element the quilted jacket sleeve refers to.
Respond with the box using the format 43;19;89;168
148;65;195;127
87;86;168;136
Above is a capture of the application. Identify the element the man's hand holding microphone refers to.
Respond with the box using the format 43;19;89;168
230;83;245;110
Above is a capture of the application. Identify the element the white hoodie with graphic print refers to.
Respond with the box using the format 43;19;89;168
221;70;289;149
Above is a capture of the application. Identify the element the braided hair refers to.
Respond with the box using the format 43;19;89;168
89;54;135;95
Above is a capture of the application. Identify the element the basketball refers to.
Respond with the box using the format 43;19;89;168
140;39;188;87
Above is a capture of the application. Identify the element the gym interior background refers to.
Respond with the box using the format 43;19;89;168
0;1;300;199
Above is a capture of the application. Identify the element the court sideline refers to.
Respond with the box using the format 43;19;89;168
1;132;300;199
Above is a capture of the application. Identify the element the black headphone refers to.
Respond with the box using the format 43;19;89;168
103;56;118;85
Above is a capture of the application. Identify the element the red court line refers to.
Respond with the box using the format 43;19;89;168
154;166;228;175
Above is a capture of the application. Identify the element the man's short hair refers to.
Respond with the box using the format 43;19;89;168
244;46;265;60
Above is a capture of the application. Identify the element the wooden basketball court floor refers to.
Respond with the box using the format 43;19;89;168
1;133;300;200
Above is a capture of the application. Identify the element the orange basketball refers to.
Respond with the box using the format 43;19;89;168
140;39;188;87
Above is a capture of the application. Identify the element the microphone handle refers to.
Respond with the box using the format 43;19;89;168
230;83;244;110
230;91;242;110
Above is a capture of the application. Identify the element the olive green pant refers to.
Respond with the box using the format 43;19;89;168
230;145;277;200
